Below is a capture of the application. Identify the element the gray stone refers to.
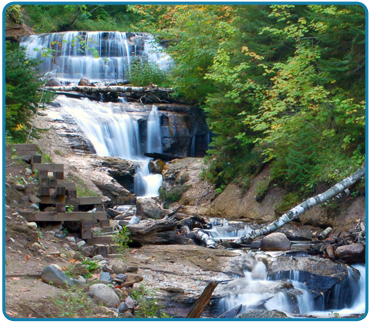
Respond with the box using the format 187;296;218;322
125;296;137;309
15;184;26;191
237;309;289;319
25;168;33;175
89;283;120;307
118;302;129;313
115;274;127;282
136;198;164;219
28;195;41;204
111;258;128;274
266;256;349;296
260;232;291;251
26;222;38;230
66;237;76;243
41;265;74;288
93;254;104;260
30;204;40;210
78;77;91;86
77;240;86;247
46;78;62;86
100;272;113;283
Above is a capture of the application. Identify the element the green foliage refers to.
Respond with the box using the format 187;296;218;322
112;226;132;257
143;4;365;194
5;5;22;23
23;5;140;33
5;42;54;143
130;284;171;318
41;153;52;164
53;285;93;318
65;205;74;213
159;185;189;203
128;60;169;87
81;259;99;272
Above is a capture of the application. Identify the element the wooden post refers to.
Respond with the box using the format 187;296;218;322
55;171;64;180
68;189;77;198
31;155;42;164
57;186;66;196
186;281;218;318
56;203;65;213
81;221;92;239
95;244;108;258
40;187;50;196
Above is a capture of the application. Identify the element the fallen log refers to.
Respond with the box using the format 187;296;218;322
43;85;173;93
232;166;366;244
193;229;216;249
187;281;218;318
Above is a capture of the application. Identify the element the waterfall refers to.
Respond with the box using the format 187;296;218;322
147;105;163;154
56;96;163;197
20;31;171;83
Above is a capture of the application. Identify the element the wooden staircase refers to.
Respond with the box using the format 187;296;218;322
16;144;109;243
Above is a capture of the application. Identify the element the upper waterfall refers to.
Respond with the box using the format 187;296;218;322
20;31;172;83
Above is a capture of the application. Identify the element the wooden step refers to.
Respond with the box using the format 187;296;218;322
68;197;102;205
14;144;38;156
86;236;114;245
32;163;64;172
56;180;76;189
20;211;107;222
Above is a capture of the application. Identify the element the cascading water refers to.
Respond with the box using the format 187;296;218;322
147;105;163;154
55;95;163;197
218;260;366;317
20;31;172;83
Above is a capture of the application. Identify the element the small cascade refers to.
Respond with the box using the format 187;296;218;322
219;260;366;317
20;31;171;83
134;161;163;198
56;95;163;197
204;218;253;240
218;261;314;316
147;105;163;154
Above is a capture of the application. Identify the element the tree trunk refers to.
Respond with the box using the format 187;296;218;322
236;166;365;243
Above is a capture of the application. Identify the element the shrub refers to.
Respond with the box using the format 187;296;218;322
128;60;169;87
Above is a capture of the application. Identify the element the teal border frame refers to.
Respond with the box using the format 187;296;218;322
2;1;368;321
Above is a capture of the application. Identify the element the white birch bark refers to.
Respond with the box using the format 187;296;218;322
194;229;217;248
234;166;365;243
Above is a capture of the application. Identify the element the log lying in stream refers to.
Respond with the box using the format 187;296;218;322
199;166;365;248
43;85;173;93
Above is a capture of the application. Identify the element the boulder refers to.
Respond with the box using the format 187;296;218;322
237;309;289;319
111;258;128;274
266;256;349;296
136;198;164;219
125;296;137;309
92;179;136;207
149;159;166;174
28;194;41;204
41;265;74;288
89;283;120;307
260;233;291;251
78;77;91;86
45;78;62;86
334;243;365;264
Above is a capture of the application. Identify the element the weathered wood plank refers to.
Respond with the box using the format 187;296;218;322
32;164;64;172
68;197;102;205
81;221;92;239
21;211;107;222
56;180;76;189
86;236;114;245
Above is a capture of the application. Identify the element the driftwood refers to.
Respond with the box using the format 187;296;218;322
127;217;189;245
43;85;173;93
187;281;219;318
